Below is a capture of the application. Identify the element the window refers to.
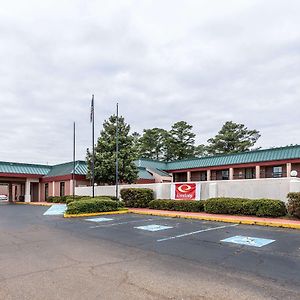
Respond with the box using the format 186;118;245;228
45;183;49;199
200;172;207;181
60;182;65;196
221;170;229;180
273;166;283;178
245;168;255;179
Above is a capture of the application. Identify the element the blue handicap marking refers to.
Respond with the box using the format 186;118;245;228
85;217;114;223
135;224;173;232
221;235;275;247
43;204;67;216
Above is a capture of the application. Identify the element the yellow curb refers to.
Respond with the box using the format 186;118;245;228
64;209;129;218
15;202;52;206
128;210;300;230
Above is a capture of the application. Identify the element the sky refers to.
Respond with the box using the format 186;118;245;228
1;0;300;165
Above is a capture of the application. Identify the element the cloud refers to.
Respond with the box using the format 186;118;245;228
0;0;300;164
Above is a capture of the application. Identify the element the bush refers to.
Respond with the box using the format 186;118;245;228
253;199;287;217
46;196;67;203
149;199;205;212
65;196;93;204
287;192;300;218
65;196;117;204
204;198;247;215
101;195;119;201
204;197;286;217
120;188;154;208
66;199;125;215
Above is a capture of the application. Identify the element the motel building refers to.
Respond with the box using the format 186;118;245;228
138;145;300;183
0;145;300;202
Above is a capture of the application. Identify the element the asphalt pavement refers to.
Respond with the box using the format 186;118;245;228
1;203;300;299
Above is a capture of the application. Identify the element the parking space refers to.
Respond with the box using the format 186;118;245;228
56;211;300;285
1;204;300;298
64;212;299;251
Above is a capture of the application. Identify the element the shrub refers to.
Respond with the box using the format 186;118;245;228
204;197;286;217
287;192;300;218
46;196;67;203
101;195;119;201
204;198;247;215
120;188;154;208
66;199;125;215
65;196;117;204
149;199;205;212
253;199;287;217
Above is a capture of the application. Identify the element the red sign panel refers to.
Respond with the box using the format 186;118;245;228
175;183;196;200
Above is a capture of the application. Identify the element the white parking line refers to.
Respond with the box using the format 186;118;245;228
89;218;156;228
157;224;239;242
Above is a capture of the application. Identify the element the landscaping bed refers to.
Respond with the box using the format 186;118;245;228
65;199;125;215
47;195;118;204
120;188;294;219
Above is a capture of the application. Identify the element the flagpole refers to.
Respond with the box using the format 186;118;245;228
115;103;119;199
72;121;76;201
91;95;95;198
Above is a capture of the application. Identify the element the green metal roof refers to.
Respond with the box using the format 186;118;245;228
0;161;51;175
135;159;167;170
138;167;154;180
148;168;172;177
138;145;300;171
1;145;299;178
0;160;87;177
45;161;87;177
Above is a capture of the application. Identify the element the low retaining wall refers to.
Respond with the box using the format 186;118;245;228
75;178;300;203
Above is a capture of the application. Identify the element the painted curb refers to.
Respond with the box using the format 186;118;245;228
128;210;300;230
64;210;129;218
15;202;52;206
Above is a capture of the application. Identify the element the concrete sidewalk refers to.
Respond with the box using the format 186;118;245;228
129;208;300;230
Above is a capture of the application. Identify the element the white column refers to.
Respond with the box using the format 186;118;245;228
52;181;55;196
229;168;234;180
38;182;41;202
255;166;260;179
207;169;211;181
24;179;31;202
187;171;191;182
70;179;76;196
286;163;292;177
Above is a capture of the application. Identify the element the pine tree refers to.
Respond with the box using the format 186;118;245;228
166;121;196;160
206;121;260;154
86;115;138;185
139;128;168;160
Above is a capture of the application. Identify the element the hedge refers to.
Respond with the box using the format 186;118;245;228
46;196;67;203
120;188;154;208
66;199;125;215
47;195;119;204
287;192;300;218
65;195;116;204
149;199;205;212
204;197;286;217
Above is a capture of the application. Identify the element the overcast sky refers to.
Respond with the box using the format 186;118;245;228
1;0;300;165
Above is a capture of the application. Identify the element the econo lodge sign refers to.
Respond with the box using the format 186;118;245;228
175;183;196;200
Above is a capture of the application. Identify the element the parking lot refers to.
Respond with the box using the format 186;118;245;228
62;210;300;283
1;203;300;299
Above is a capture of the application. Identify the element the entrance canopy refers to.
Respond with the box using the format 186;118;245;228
0;161;50;202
